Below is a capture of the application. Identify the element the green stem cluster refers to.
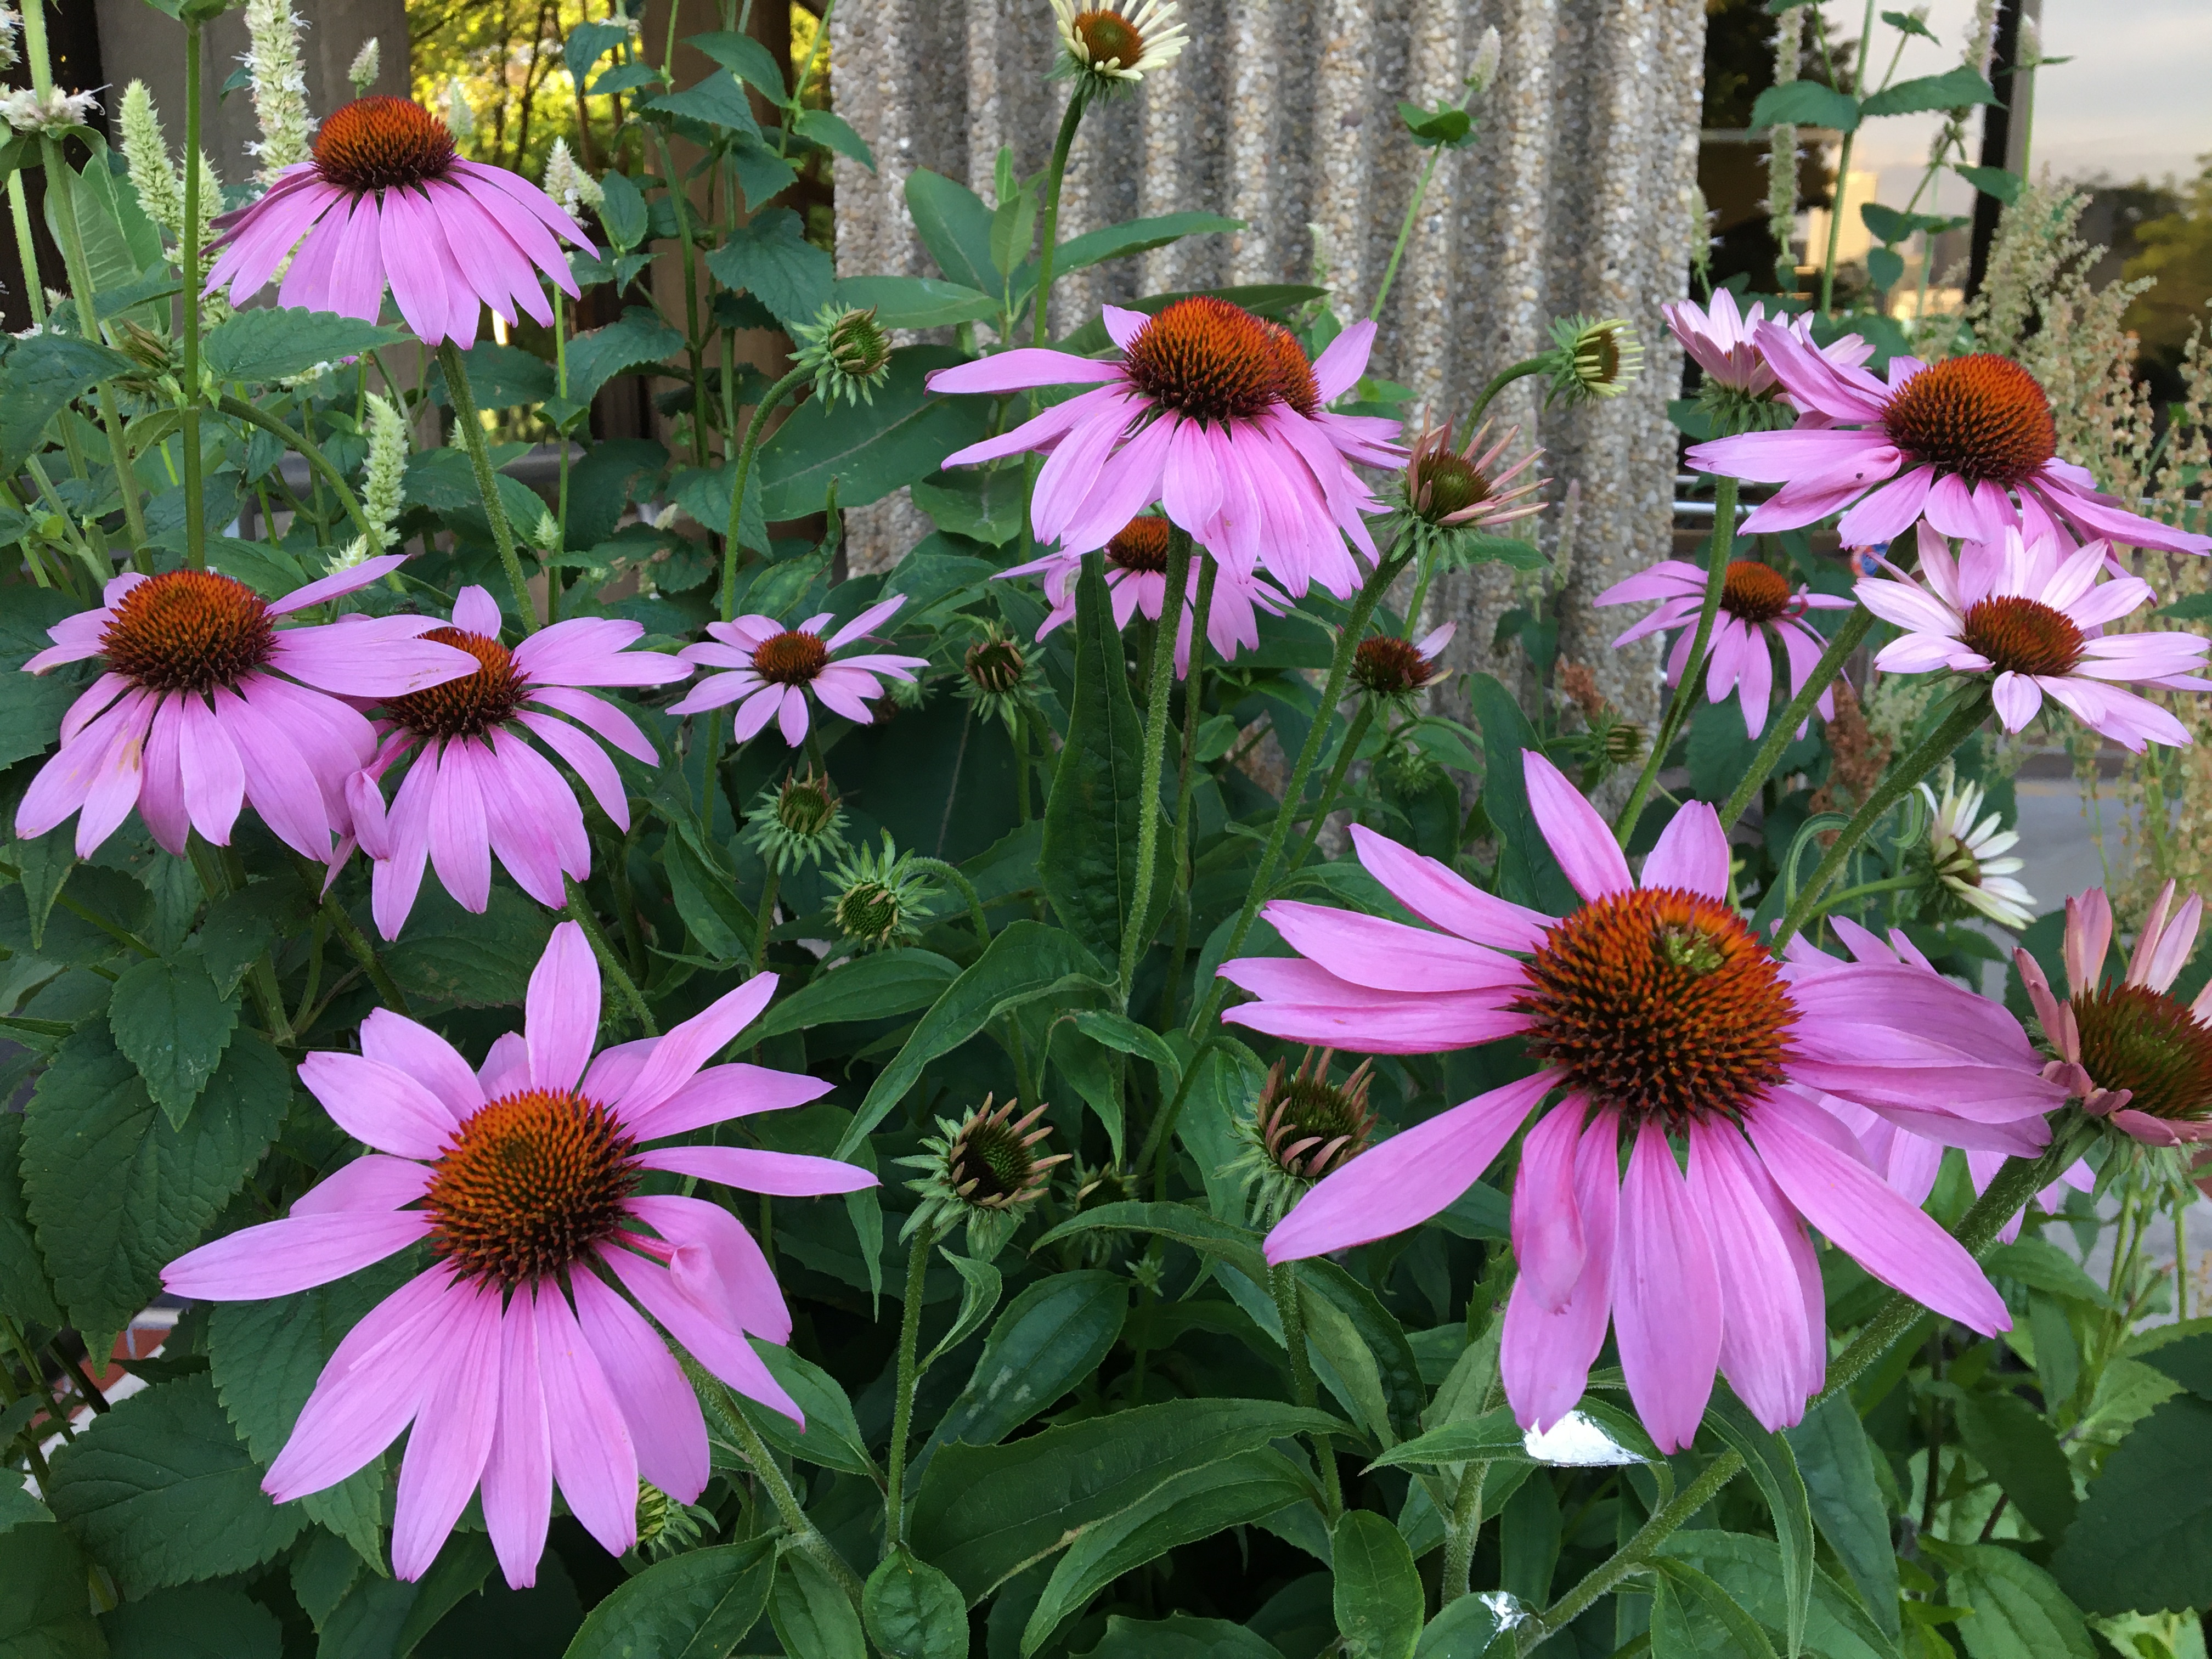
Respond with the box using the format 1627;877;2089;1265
1116;527;1194;1002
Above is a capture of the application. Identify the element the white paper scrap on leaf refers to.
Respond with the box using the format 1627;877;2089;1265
1522;1410;1643;1466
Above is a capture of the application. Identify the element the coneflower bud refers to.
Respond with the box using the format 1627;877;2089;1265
1542;315;1645;408
792;304;893;408
361;392;409;551
954;622;1040;734
634;1480;713;1560
348;38;381;96
1221;1051;1378;1227
898;1095;1070;1257
829;834;939;952
745;768;849;875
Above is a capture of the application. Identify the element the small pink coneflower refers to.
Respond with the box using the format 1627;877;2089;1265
1216;754;2067;1448
927;298;1402;599
204;96;589;347
1664;290;1873;427
163;923;874;1589
345;586;690;940
668;595;927;746
17;560;475;859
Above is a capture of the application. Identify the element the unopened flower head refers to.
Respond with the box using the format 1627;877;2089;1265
1394;414;1544;567
1665;290;1875;437
543;137;603;221
348;37;381;95
1;88;99;137
745;768;849;876
1543;315;1644;407
955;621;1041;735
792;304;892;408
1049;0;1188;89
1223;1049;1379;1227
242;0;315;181
1912;765;2034;929
634;1481;716;1561
361;392;409;552
1351;623;1455;708
898;1095;1070;1256
830;834;938;952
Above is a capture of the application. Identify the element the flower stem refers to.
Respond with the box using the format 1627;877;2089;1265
7;172;46;326
908;857;990;950
646;128;712;470
1717;604;1874;828
217;397;384;549
1371;146;1444;323
1440;1458;1494;1603
1288;702;1374;874
1774;690;1991;947
1272;1260;1344;1521
882;1225;935;1551
1117;527;1194;1004
180;18;206;572
687;1356;866;1607
565;874;656;1036
435;341;538;631
1029;87;1090;347
1466;357;1547;434
719;363;812;622
1615;476;1738;846
1163;558;1218;1023
1187;549;1411;1037
320;894;411;1020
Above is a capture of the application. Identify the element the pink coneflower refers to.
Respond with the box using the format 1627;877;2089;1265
1686;329;2212;555
163;923;874;1589
1216;753;2068;1448
202;96;589;348
926;299;1402;599
1855;524;2211;752
2018;883;2212;1147
1664;290;1874;433
1349;624;1455;707
1596;558;1852;738
668;594;927;746
16;560;475;860
1001;515;1291;676
344;586;689;940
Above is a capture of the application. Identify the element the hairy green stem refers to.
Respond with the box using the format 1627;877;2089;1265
1117;528;1194;1002
1288;702;1374;874
1466;357;1546;435
719;363;811;620
688;1356;866;1605
882;1226;935;1550
1162;557;1218;1025
908;857;990;950
1615;475;1738;844
1440;1458;1494;1603
320;895;411;1020
1272;1261;1345;1521
436;342;538;629
1717;605;1874;827
566;876;656;1035
7;172;46;326
1029;88;1090;346
181;20;206;570
752;865;780;973
1371;148;1444;323
646;128;712;468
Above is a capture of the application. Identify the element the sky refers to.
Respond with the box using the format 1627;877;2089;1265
1842;0;2212;222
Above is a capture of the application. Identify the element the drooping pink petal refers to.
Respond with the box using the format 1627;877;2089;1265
1612;1120;1722;1453
1258;901;1523;994
569;1268;710;1503
627;1193;792;1344
1513;1102;1586;1311
637;1145;878;1196
480;1282;552;1589
391;1281;506;1581
162;1209;432;1299
1502;1105;1619;1432
289;1153;433;1218
1639;803;1730;899
599;1246;805;1425
535;1283;639;1559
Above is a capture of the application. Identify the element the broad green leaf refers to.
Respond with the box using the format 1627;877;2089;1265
1076;1615;1285;1658
917;1271;1128;1470
1984;1239;2118;1311
1464;674;1577;913
1708;1397;1815;1659
1040;554;1155;966
770;1549;867;1658
426;342;558;410
1662;1533;1899;1659
563;19;632;84
1073;1009;1182;1082
109;955;239;1127
48;144;161;313
1785;1392;1899;1640
661;831;751;961
102;1583;282;1659
0;332;136;469
595;167;649;251
909;467;1024;546
1415;1597;1499;1657
638;74;764;140
910;1396;1346;1602
1022;1449;1308;1654
0;1523;104;1659
190;877;311;998
290;1528;360;1629
1937;1543;2092;1659
1398;100;1474;148
564;307;687;405
0;674;82;777
201;308;405;385
318;1533;494;1658
561;1538;775;1658
904;170;998;292
207;1254;417;1567
0;1116;60;1329
2052;1391;2212;1613
727;138;800;216
834;275;999;330
1652;1558;1779;1658
1859;67;1997;117
1032;213;1242;285
720;1337;876;1477
43;1374;306;1595
793;108;876;170
757;345;992;518
923;1250;1004;1371
864;1549;967;1659
1953;1390;2077;1541
401;445;548;549
1364;1408;1530;1470
706;207;836;327
1331;1510;1423;1659
686;30;789;98
836;921;1108;1157
1299;1259;1425;1443
1747;81;1861;133
23;1025;289;1346
751;949;960;1042
383;884;556;1008
990;187;1038;281
1952;165;2022;204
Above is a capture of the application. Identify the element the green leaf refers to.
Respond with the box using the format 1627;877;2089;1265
2051;1391;2212;1613
1464;674;1577;913
564;19;633;84
202;308;405;385
904;170;998;293
638;74;764;140
383;884;556;1008
1860;67;1997;117
909;467;1024;546
561;1538;775;1658
727;139;800;217
910;1396;1346;1603
758;345;992;518
1397;100;1474;148
1041;213;1243;281
1297;1259;1424;1443
1881;9;1940;41
49;145;162;314
1952;1390;2076;1541
0;331;136;470
22;1025;290;1346
1748;81;1861;132
923;1250;1004;1371
426;342;558;410
190;877;309;998
794;109;877;170
770;1549;867;1658
1707;1398;1815;1659
1652;1558;1780;1658
207;1254;417;1567
1662;1532;1899;1659
661;832;750;962
108;955;239;1128
1331;1510;1423;1659
1022;1449;1309;1654
720;1337;876;1477
686;30;790;99
101;1584;283;1659
43;1374;306;1595
834;275;999;330
1415;1598;1499;1658
1077;1615;1286;1658
1785;1392;1900;1641
2158;592;2212;623
318;1533;495;1658
1952;165;2022;205
863;1549;967;1659
1040;554;1155;967
0;1523;104;1659
1983;1239;2117;1311
990;188;1039;282
1937;1544;2092;1659
0;1116;61;1329
1866;247;1904;291
836;921;1108;1156
706;207;836;328
595;168;650;251
752;950;960;1041
1073;1010;1182;1084
589;61;661;97
918;1271;1129;1469
1036;1200;1268;1284
565;307;687;406
1364;1408;1531;1470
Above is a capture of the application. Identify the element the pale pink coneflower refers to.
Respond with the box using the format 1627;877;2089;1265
16;560;475;860
1664;289;1874;431
1855;523;2212;752
343;586;690;940
1687;327;2212;555
668;594;927;746
1596;557;1852;738
163;923;875;1589
1216;752;2068;1449
202;95;590;348
1000;515;1291;678
926;298;1403;600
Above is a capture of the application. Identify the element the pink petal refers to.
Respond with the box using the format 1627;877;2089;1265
1347;825;1551;953
515;710;628;827
481;1282;551;1589
1523;751;1633;900
1688;1120;1820;1432
1613;1121;1722;1454
174;692;247;846
637;1146;878;1196
1502;1106;1620;1431
263;1268;455;1502
360;1008;487;1120
1258;901;1523;994
161;1209;432;1299
927;348;1122;396
626;1063;836;1141
391;1282;506;1581
598;1246;804;1426
298;1051;461;1160
526;922;601;1094
1639;802;1730;899
426;737;493;912
1513;1103;1586;1311
570;1268;710;1502
627;1193;791;1343
613;975;781;1123
535;1283;638;1558
289;1153;433;1218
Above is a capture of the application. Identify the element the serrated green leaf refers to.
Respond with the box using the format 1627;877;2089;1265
0;331;136;470
794;108;876;170
0;1522;104;1658
594;167;649;252
101;1583;283;1659
917;1271;1128;1472
686;30;789;99
189;877;310;999
638;74;764;140
1748;80;1861;133
23;1025;290;1346
1332;1510;1423;1659
769;1549;867;1659
705;207;835;328
382;884;556;1008
2052;1391;2212;1613
564;307;687;406
44;1374;305;1595
202;308;405;385
1984;1238;2118;1311
1785;1392;1899;1641
563;19;633;84
1938;1543;2092;1659
109;955;239;1127
319;1533;494;1658
562;1539;775;1658
909;467;1024;546
1860;67;1996;117
1953;165;2022;205
0;1115;60;1330
863;1548;966;1659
